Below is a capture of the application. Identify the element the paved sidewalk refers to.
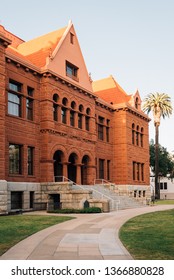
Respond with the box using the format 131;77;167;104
1;205;174;260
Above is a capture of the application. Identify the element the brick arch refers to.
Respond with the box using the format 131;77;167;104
81;150;94;164
51;144;68;162
67;147;81;164
69;96;78;105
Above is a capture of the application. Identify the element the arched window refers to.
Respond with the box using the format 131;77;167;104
61;97;68;124
70;110;75;126
62;97;68;106
86;107;91;115
132;123;135;144
140;127;144;147
136;125;139;146
71;101;76;109
79;104;84;112
78;113;83;129
53;94;59;121
53;93;59;102
85;116;90;131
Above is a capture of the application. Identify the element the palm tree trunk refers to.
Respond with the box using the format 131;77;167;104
155;124;160;199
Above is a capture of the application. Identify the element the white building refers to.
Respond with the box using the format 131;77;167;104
150;176;174;199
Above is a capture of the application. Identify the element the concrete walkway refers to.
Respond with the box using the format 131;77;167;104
1;205;174;260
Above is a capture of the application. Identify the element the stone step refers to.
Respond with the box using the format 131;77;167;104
71;184;146;211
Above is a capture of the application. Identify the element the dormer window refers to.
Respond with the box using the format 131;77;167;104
66;61;79;82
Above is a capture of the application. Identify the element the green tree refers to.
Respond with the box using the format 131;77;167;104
150;140;174;178
143;93;173;198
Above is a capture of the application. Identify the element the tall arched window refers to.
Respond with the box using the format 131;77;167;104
140;127;144;147
53;94;59;121
132;123;135;144
61;97;68;124
136;125;139;146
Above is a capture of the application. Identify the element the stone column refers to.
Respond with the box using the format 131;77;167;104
66;109;70;126
74;112;78;128
57;106;61;122
62;162;69;180
76;164;82;185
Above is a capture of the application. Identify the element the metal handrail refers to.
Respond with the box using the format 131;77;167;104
54;176;120;210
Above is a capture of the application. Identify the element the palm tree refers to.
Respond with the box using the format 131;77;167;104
142;92;173;199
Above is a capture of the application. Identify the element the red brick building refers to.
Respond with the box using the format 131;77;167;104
0;21;150;212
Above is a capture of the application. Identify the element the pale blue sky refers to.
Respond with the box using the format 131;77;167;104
1;0;174;151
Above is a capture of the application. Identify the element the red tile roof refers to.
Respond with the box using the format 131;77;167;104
6;26;67;67
92;75;131;104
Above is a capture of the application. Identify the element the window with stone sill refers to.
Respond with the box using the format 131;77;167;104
28;146;34;176
70;110;75;126
78;113;83;129
8;80;22;117
9;144;22;175
85;116;90;131
66;61;79;82
61;107;67;124
132;161;145;181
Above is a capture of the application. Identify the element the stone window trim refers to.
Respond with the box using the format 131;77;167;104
66;61;79;82
9;143;23;175
133;161;145;182
132;123;144;147
8;79;35;121
97;115;111;142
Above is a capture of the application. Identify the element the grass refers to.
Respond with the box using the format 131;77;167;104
119;209;174;259
155;199;174;205
0;214;73;256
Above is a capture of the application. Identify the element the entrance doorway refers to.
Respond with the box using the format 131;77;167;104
68;153;77;183
53;150;63;181
49;194;61;210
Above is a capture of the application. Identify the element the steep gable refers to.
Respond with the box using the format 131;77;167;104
46;21;93;92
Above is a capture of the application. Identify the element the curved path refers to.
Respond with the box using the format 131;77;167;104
1;205;174;260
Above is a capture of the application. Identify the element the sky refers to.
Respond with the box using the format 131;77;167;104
1;0;174;152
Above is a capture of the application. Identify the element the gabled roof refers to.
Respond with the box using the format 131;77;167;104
16;27;67;67
4;21;93;92
92;75;131;104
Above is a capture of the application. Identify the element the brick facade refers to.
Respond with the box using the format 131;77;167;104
0;22;150;212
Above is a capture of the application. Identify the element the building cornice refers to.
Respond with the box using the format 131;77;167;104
114;103;151;122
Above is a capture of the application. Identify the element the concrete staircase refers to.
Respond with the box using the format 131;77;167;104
71;184;147;211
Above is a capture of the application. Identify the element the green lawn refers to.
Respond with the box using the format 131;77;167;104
0;215;73;256
155;199;174;205
119;209;174;259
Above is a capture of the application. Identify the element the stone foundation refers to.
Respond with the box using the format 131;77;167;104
0;181;96;214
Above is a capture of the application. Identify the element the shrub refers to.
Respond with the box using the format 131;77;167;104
47;207;102;214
